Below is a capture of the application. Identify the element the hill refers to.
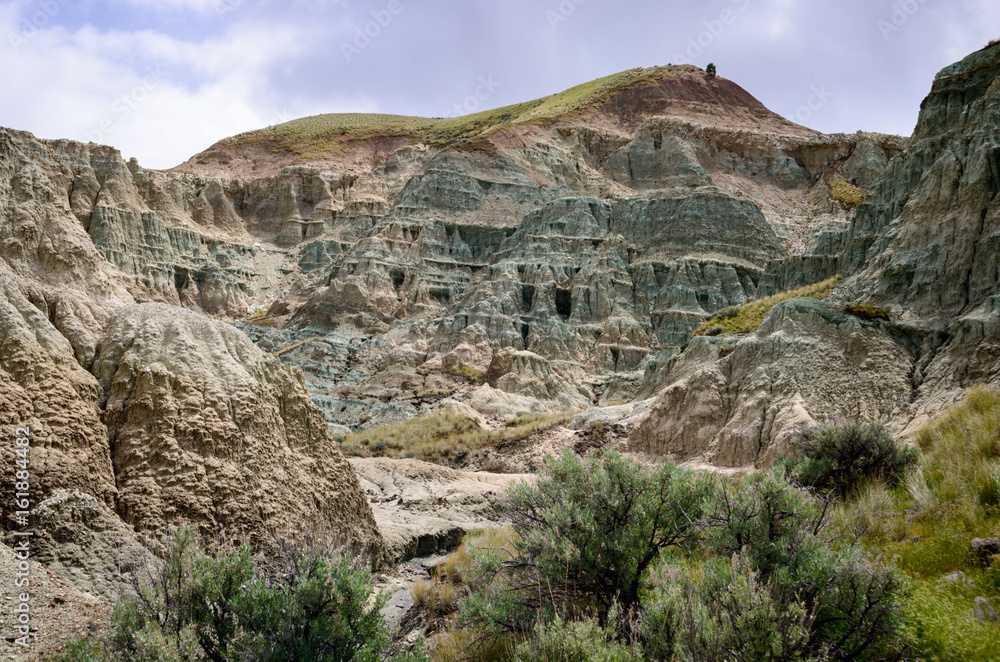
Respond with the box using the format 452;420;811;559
176;64;815;178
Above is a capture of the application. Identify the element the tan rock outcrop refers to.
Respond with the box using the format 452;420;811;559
351;458;529;563
630;299;914;468
92;303;385;560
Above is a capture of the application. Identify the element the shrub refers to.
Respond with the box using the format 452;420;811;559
693;471;909;661
511;618;643;662
705;470;825;577
643;555;813;662
225;544;404;662
791;421;918;499
68;526;427;662
706;63;717;78
450;456;907;662
461;451;715;632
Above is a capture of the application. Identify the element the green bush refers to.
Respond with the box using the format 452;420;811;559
65;526;427;662
705;470;825;577
670;471;909;661
791;421;918;499
706;63;717;77
453;455;907;662
511;618;643;662
643;554;812;662
461;451;715;632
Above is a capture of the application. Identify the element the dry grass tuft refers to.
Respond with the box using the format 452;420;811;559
829;175;867;211
832;483;907;541
340;411;573;466
843;303;891;322
917;386;1000;528
693;276;841;337
410;578;432;606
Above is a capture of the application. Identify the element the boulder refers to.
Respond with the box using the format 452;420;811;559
969;538;1000;566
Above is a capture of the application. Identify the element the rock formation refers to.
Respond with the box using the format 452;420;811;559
0;129;385;593
93;303;382;556
172;66;901;427
5;47;1000;604
631;43;1000;468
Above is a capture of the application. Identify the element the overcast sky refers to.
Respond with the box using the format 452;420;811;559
1;0;997;169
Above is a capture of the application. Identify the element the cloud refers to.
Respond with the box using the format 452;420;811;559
2;0;1000;169
0;1;336;167
112;0;232;14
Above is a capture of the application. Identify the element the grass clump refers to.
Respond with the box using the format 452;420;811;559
917;387;1000;527
844;302;891;322
245;305;276;327
450;365;485;385
829;175;868;211
693;275;842;336
902;582;1000;660
340;410;573;466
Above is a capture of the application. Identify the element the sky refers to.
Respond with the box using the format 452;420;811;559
1;0;998;170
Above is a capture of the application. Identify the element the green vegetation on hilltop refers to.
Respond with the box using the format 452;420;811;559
221;65;704;159
694;275;842;337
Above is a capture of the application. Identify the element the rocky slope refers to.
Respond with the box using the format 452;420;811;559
169;66;904;431
630;43;1000;468
0;128;385;601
